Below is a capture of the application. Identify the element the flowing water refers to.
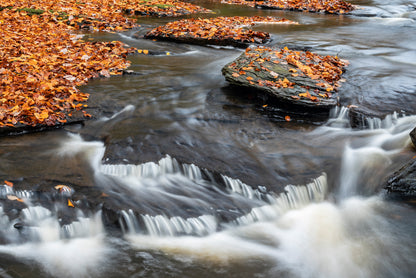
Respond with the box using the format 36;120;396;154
0;0;416;277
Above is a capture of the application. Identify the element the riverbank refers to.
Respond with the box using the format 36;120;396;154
0;0;210;132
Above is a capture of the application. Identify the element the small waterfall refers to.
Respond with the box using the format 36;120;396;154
327;106;351;128
61;212;104;239
117;174;327;236
119;209;141;234
365;111;398;129
234;174;327;225
221;175;275;202
15;206;104;243
338;114;416;198
142;214;217;236
0;204;109;278
119;210;218;236
326;106;402;130
100;155;201;180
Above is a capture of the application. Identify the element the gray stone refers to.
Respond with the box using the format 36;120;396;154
222;48;345;110
385;159;416;200
410;127;416;149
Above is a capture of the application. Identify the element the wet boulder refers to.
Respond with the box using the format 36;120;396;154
222;47;348;110
410;127;416;149
347;106;398;129
385;159;416;201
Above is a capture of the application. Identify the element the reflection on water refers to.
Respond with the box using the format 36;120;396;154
0;0;416;277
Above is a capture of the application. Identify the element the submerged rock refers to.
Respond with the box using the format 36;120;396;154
222;47;348;110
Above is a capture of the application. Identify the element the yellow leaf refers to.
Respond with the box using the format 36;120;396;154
68;199;75;207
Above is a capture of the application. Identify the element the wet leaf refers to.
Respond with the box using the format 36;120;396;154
4;180;13;187
7;195;24;202
0;2;144;128
145;16;297;46
68;199;75;207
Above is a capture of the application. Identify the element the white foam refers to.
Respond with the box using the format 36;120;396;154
0;207;111;278
127;196;414;277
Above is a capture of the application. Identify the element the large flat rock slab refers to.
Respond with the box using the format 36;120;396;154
222;47;348;110
144;16;297;48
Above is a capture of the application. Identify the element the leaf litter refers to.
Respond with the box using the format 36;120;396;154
145;16;298;47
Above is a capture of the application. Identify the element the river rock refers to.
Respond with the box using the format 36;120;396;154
410;127;416;149
385;158;416;201
222;47;348;110
143;16;297;48
347;106;391;129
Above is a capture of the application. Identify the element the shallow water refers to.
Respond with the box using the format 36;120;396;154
0;0;416;277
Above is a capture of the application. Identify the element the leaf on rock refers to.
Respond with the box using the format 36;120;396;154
4;180;13;187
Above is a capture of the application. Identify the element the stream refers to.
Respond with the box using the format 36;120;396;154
0;0;416;277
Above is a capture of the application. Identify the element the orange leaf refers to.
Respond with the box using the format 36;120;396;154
285;115;291;122
4;180;13;187
68;199;75;207
232;72;240;77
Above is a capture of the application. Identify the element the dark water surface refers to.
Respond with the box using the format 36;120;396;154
0;0;415;277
